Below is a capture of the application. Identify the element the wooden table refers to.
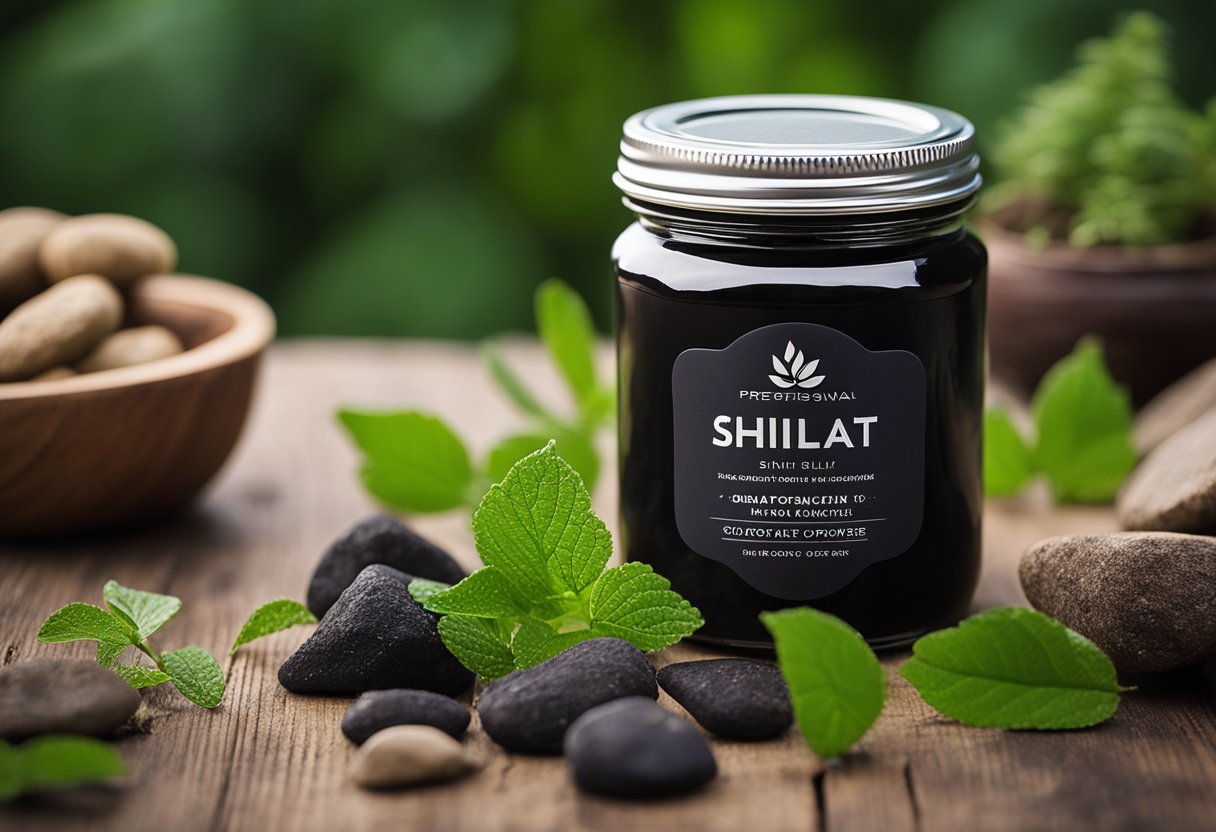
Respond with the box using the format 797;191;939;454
3;341;1215;832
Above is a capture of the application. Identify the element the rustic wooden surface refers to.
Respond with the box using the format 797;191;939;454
2;340;1215;832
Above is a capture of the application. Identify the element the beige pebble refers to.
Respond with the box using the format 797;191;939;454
350;724;476;790
1135;358;1216;455
0;275;123;381
1118;409;1216;534
77;325;184;374
31;366;78;382
40;213;177;286
0;207;65;310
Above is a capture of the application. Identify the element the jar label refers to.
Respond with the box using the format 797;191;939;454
671;322;926;600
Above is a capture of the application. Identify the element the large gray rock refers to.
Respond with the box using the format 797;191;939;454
0;659;140;740
279;565;472;696
477;638;657;754
1020;532;1216;673
1119;410;1216;533
658;659;791;741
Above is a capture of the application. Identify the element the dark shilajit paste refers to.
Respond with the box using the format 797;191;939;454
613;95;986;649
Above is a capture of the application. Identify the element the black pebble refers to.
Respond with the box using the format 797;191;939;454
342;689;471;745
657;659;792;741
564;696;717;798
307;514;467;617
477;638;657;754
279;565;472;697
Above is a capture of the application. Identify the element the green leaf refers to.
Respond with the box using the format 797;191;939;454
482;342;550;420
762;607;887;759
162;647;226;709
338;409;474;512
900;607;1123;730
103;580;182;640
423;567;529;618
407;578;451;604
110;664;171;689
588;563;704;651
1031;338;1137;503
37;603;134;665
436;614;518;682
486;429;601;492
535;279;600;411
230;599;318;656
509;618;592;670
0;736;124;800
472;442;609;598
984;408;1035;497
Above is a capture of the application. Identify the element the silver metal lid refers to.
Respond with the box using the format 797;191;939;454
615;94;980;216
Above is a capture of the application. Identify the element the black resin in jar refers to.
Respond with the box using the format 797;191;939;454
613;95;986;650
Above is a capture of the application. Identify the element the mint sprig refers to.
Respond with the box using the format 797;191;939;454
230;599;319;656
986;337;1137;503
339;279;613;513
900;607;1127;730
37;581;226;709
416;443;702;681
0;737;125;801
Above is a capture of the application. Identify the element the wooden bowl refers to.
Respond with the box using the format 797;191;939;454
0;274;275;537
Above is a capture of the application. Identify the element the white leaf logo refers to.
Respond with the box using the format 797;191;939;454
770;341;825;389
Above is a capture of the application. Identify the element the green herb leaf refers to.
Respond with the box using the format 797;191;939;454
482;343;550;420
435;614;518;682
37;603;134;666
1031;338;1137;503
535;279;600;413
762;607;887;759
0;737;125;801
407;578;451;604
900;607;1123;730
984;408;1035;497
485;429;601;491
162;647;226;709
230;599;318;655
110;664;172;689
103;580;182;640
338;410;474;512
423;567;529;618
588;563;704;651
508;618;590;669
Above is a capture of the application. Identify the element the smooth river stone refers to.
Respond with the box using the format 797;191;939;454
40;213;177;286
0;274;123;381
342;689;470;745
1135;357;1216;455
350;724;475;790
0;207;62;310
657;658;792;740
0;659;141;740
1118;409;1216;534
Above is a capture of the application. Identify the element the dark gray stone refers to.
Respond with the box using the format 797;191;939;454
307;515;467;617
280;565;472;696
657;659;792;741
0;659;141;740
564;697;717;798
477;638;657;754
342;689;470;745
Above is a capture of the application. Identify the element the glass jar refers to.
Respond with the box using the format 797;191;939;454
613;95;986;649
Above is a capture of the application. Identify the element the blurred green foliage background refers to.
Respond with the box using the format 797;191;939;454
1;0;1212;338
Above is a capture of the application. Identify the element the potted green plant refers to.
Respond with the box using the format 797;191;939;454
983;12;1216;406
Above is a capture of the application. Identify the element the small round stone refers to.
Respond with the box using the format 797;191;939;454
350;724;475;790
1118;410;1216;534
657;659;792;741
40;213;177;286
0;659;141;740
77;325;184;373
0;207;63;310
31;366;78;382
1020;532;1216;673
564;697;717;798
0;274;123;381
342;690;470;745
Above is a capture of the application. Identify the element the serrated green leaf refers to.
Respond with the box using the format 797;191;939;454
338;410;474;512
510;618;591;670
423;567;529;618
762;607;886;759
1031;338;1137;503
535;278;600;412
482;342;551;420
588;562;703;651
230;599;318;655
985;408;1035;497
436;614;517;682
407;578;451;604
0;736;124;800
110;664;171;689
900;607;1122;730
162;647;225;709
473;442;609;598
486;429;601;491
103;580;182;640
37;603;135;665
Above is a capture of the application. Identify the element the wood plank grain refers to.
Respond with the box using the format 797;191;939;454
2;340;1214;832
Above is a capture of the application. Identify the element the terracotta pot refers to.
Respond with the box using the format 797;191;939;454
984;222;1216;407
